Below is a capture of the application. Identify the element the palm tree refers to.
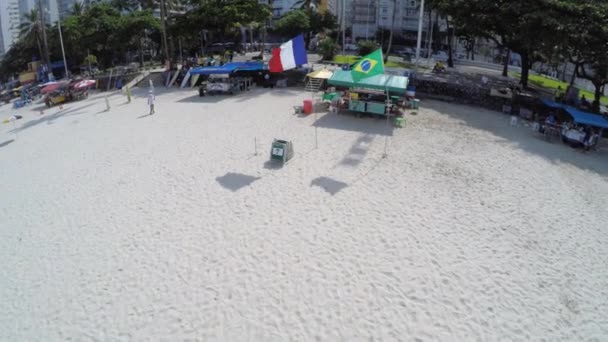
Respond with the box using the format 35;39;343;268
19;9;44;64
293;0;321;10
71;1;84;15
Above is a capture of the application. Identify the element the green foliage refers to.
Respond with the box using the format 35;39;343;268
357;40;378;56
274;10;310;38
318;37;337;61
292;0;321;10
84;54;98;65
309;11;337;33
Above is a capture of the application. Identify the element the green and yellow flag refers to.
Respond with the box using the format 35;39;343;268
351;49;385;82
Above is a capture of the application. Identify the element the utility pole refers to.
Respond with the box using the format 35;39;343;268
414;0;425;72
160;0;170;66
341;0;345;54
57;13;68;78
38;0;52;80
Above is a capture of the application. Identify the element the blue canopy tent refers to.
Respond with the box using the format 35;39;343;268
540;98;608;129
190;62;266;75
563;106;608;129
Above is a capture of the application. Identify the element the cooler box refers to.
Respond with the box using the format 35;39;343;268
303;99;313;114
412;99;420;109
270;139;294;163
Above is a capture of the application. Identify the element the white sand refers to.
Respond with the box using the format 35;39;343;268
1;87;607;341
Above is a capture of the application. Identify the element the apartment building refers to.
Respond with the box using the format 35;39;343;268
0;0;21;57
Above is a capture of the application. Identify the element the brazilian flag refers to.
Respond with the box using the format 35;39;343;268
351;49;385;81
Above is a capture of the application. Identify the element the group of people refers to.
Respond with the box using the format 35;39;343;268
540;112;600;151
201;51;235;67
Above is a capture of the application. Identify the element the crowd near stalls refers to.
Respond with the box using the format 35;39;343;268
531;98;608;151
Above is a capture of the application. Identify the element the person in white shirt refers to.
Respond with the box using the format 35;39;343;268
147;90;155;115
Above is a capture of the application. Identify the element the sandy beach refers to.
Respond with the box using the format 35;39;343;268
1;86;607;340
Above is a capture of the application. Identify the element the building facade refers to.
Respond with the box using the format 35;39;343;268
329;0;429;41
0;0;21;58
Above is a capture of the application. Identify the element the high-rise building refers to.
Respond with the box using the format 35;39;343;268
57;0;78;19
0;0;21;56
351;0;377;40
19;0;58;24
328;0;428;41
266;0;298;20
0;15;5;59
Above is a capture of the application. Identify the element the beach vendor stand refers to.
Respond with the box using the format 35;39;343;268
202;74;239;95
190;62;266;96
538;98;608;149
327;70;409;118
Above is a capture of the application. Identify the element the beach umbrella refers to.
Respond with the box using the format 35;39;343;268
41;83;62;94
73;80;96;89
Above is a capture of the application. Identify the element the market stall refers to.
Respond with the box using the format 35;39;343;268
191;62;264;96
538;98;608;148
327;70;409;117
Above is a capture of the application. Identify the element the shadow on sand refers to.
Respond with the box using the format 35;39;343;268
311;176;349;195
424;100;608;176
11;102;98;133
216;172;261;192
0;139;15;148
313;112;394;137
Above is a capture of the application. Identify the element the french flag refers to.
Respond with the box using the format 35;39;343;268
269;34;308;73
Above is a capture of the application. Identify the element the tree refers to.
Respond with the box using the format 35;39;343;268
293;0;321;10
19;9;44;64
306;10;337;49
317;37;337;60
358;40;378;56
177;0;271;48
274;10;310;39
71;1;84;15
445;0;562;88
118;10;160;66
570;1;608;113
0;39;38;81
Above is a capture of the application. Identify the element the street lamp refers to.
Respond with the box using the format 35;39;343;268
44;4;68;79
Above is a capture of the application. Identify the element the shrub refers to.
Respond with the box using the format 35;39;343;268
318;37;337;61
357;40;378;56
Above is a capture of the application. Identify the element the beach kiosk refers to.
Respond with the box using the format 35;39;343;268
190;62;266;96
327;70;409;117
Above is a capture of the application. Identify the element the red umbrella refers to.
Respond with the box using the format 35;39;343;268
41;83;62;94
73;80;96;89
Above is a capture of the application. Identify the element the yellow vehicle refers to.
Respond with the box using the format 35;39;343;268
45;89;70;107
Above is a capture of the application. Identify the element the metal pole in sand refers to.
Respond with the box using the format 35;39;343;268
383;87;390;158
254;137;258;156
314;111;318;149
104;69;114;112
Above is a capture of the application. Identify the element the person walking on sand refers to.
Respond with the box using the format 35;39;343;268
147;90;155;115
